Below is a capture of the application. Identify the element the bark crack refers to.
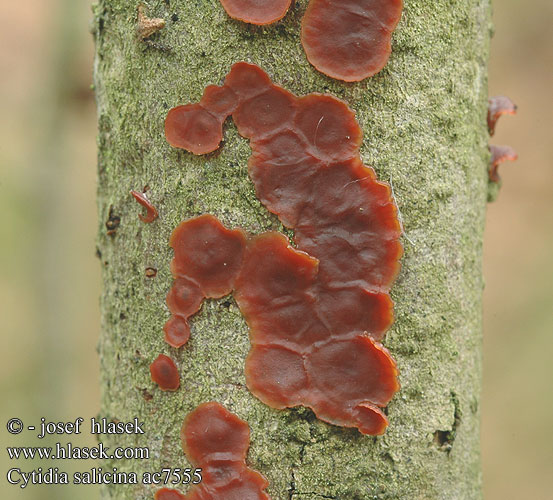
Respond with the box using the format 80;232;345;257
433;390;462;453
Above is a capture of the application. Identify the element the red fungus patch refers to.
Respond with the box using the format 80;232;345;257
216;1;402;81
164;63;402;434
165;104;224;155
150;354;180;391
489;144;518;183
235;233;399;433
164;214;247;348
488;95;517;136
154;488;186;500
179;402;270;499
170;215;247;298
130;189;159;223
219;0;292;25
301;0;403;81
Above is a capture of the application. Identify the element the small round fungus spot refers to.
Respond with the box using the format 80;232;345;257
301;0;403;81
170;214;247;298
182;402;250;464
163;316;191;348
165;104;223;154
166;278;204;317
150;354;180;391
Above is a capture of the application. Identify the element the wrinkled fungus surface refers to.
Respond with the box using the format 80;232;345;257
488;95;517;136
165;63;402;434
219;0;292;25
150;354;180;391
301;0;403;81
130;189;159;223
179;402;270;499
489;144;518;183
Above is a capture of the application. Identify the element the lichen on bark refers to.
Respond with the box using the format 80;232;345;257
93;0;491;498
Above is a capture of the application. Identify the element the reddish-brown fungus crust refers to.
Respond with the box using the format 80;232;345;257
165;63;402;434
489;144;518;183
165;104;224;155
150;354;180;391
169;215;247;298
488;95;517;136
219;0;292;25
130;190;159;223
154;488;186;500
180;402;270;499
163;316;191;348
235;234;399;433
301;0;403;81
216;1;402;81
164;215;247;348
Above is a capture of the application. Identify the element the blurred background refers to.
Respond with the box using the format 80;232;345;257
0;0;551;499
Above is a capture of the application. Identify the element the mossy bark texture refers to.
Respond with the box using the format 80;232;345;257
93;1;491;499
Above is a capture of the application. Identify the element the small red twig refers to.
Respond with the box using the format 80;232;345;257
130;190;159;223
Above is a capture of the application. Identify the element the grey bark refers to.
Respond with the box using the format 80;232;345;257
93;0;491;498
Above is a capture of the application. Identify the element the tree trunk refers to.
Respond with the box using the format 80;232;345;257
93;0;491;498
